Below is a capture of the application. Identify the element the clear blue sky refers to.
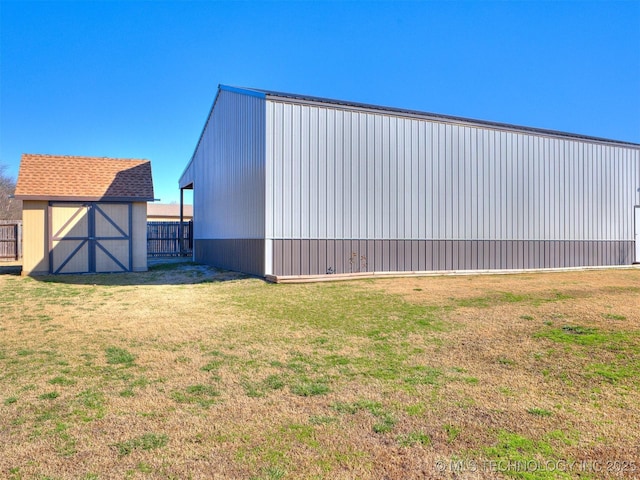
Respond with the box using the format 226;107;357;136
1;0;639;204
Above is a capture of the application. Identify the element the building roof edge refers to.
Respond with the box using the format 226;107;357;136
244;87;639;147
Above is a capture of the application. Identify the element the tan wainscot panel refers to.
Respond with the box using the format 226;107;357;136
53;239;89;274
21;201;48;275
132;202;148;271
50;204;90;274
95;204;129;236
95;204;130;272
96;240;129;272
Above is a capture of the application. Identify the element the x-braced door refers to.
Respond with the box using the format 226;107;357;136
49;203;132;274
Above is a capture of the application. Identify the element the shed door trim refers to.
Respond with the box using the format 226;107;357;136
48;202;132;274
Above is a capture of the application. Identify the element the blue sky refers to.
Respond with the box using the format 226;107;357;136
1;0;639;204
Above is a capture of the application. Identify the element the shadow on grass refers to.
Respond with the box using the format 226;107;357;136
22;258;254;287
0;264;21;276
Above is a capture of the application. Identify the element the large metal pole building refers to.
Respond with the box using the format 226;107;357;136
180;85;640;279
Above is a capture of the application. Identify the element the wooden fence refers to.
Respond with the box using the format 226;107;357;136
0;220;22;260
147;221;192;257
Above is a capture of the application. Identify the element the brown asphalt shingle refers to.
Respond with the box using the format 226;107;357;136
15;154;154;201
147;203;193;219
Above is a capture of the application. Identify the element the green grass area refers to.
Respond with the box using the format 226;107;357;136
113;433;169;456
481;430;571;480
535;324;640;385
171;384;220;407
105;347;137;365
230;282;447;337
453;290;573;309
536;325;639;349
147;261;196;272
1;266;638;478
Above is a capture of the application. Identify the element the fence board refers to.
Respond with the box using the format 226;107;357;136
147;221;192;257
0;221;22;260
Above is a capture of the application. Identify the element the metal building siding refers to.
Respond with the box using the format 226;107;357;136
191;89;266;241
266;99;639;249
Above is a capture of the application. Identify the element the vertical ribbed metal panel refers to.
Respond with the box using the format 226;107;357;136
267;98;639;247
190;89;265;240
635;207;640;263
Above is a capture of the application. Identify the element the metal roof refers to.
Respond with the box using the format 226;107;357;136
221;84;640;148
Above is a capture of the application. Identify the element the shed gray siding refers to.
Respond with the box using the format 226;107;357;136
265;98;640;276
180;87;266;276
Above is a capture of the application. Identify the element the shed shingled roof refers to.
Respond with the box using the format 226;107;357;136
147;203;193;218
15;154;154;201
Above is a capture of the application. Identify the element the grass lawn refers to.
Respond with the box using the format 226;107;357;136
1;262;639;479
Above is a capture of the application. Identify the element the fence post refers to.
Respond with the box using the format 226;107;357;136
17;221;22;260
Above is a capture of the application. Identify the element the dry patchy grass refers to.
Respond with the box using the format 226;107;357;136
1;263;639;479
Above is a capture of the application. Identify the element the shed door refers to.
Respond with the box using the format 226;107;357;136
49;203;132;274
50;204;90;274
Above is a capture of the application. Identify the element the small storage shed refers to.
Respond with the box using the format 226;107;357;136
180;85;640;279
15;154;154;275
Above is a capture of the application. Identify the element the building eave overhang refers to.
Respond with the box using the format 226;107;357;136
17;195;155;202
